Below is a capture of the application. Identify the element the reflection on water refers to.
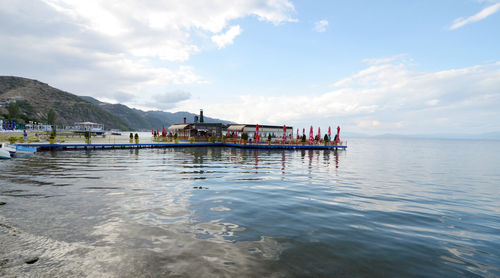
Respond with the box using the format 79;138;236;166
1;139;500;277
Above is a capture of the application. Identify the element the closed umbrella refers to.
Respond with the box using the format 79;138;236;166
309;126;314;143
318;127;321;141
328;126;331;141
256;124;260;142
297;128;299;139
282;125;287;143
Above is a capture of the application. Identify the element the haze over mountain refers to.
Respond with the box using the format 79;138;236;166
1;76;498;140
0;76;230;130
79;96;231;130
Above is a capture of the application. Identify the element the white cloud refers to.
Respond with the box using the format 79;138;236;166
38;0;296;61
176;58;500;134
450;2;500;30
211;25;242;49
144;90;192;110
426;99;439;106
0;0;295;105
362;54;408;65
357;120;381;128
313;19;328;32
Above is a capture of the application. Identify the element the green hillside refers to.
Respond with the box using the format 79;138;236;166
79;96;232;130
0;76;231;131
0;76;130;130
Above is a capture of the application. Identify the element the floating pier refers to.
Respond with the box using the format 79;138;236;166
18;142;347;151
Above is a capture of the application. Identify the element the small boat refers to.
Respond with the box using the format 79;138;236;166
0;143;16;159
0;148;10;159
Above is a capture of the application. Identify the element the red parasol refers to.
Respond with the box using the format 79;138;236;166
328;126;331;139
297;128;299;139
318;127;321;141
282;125;287;143
256;124;260;142
309;126;314;143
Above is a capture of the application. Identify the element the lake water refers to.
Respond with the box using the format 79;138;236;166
1;138;499;277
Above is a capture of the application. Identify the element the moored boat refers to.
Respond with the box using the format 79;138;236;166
0;143;16;159
0;148;10;159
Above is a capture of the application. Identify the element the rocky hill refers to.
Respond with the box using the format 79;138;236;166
81;96;231;130
80;96;231;130
0;76;231;130
0;76;130;130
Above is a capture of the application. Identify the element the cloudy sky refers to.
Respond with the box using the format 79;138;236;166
1;0;499;135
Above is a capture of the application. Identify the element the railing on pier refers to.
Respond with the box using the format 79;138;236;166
18;141;347;152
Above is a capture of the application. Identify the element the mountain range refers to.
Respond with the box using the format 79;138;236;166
341;132;500;140
0;76;230;130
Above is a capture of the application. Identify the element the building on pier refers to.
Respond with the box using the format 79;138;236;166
167;109;293;141
168;122;226;139
226;124;293;141
168;109;227;139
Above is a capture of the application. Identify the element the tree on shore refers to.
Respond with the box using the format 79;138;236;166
8;102;19;121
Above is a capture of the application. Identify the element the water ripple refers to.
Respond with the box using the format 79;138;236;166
1;140;499;277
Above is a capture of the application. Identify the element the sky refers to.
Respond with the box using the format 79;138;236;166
1;0;499;135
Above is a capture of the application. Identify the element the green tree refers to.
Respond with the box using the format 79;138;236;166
241;132;249;141
7;102;19;121
47;109;57;125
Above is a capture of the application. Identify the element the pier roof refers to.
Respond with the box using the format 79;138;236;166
168;124;191;130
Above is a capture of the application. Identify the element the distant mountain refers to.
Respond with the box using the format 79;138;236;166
0;76;130;130
330;132;500;140
0;76;231;131
79;96;232;130
372;132;500;140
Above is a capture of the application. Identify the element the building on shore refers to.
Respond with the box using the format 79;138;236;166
69;122;105;135
25;122;53;131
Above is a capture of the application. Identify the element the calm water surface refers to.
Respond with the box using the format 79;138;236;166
1;138;499;277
